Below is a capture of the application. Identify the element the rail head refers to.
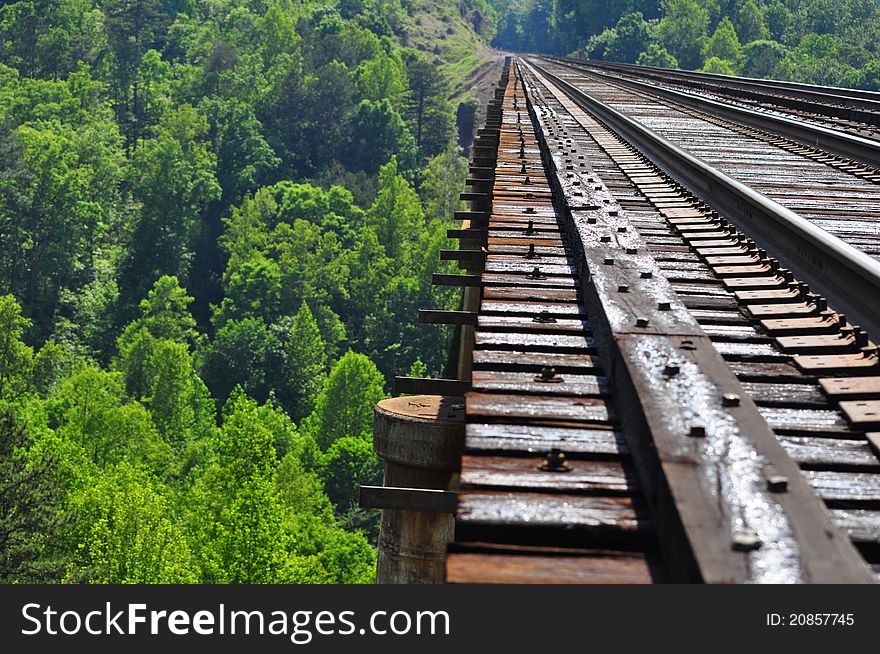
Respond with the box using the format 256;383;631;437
562;56;880;106
545;57;880;169
526;57;880;341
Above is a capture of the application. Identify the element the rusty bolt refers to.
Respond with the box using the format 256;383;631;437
525;244;537;259
524;220;534;235
524;176;531;185
664;363;680;377
722;393;740;407
527;266;546;280
533;310;556;324
732;530;763;552
539;448;572;473
526;206;536;213
766;474;789;493
535;366;563;383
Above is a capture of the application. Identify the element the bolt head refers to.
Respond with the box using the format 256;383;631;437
722;393;741;407
618;284;629;293
689;422;706;438
658;301;671;311
640;270;653;279
636;317;649;328
766;475;789;493
664;363;680;377
732;530;763;552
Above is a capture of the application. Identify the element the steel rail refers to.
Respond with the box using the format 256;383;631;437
526;58;880;341
542;57;880;169
562;57;880;110
518;58;875;583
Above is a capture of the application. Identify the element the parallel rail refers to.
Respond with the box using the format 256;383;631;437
528;58;880;341
564;57;880;128
545;57;880;171
382;56;880;583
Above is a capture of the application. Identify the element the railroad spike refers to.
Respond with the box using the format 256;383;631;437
539;448;572;473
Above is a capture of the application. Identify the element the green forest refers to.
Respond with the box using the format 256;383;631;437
489;0;880;88
0;0;499;583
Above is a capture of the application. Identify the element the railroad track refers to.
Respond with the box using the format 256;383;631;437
556;57;880;141
430;56;880;584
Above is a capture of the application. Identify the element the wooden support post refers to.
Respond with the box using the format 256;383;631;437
372;395;464;584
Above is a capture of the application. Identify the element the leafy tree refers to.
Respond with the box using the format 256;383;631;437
185;392;289;583
302;351;385;450
421;145;468;221
66;462;197;583
702;17;742;67
742;39;787;77
0;295;34;401
200;317;284;405
103;0;164;146
736;0;771;44
653;0;710;69
404;53;445;152
282;302;327;422
367;157;424;261
701;56;738;74
0;116;125;344
637;44;679;68
121;105;221;309
605;12;653;63
0;412;67;582
342;99;417;175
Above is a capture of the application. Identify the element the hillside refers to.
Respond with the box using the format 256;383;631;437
0;0;497;584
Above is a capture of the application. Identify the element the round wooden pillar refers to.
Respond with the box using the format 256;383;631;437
373;395;464;584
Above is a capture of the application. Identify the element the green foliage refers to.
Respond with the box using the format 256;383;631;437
736;0;771;44
742;39;788;78
0;0;483;584
637;44;679;68
303;351;385;450
0;295;34;401
121;104;221;306
701;56;738;75
604;12;653;64
0;412;67;582
656;0;710;69
283;302;327;422
702;17;742;68
488;0;880;89
66;462;197;583
421;146;468;221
